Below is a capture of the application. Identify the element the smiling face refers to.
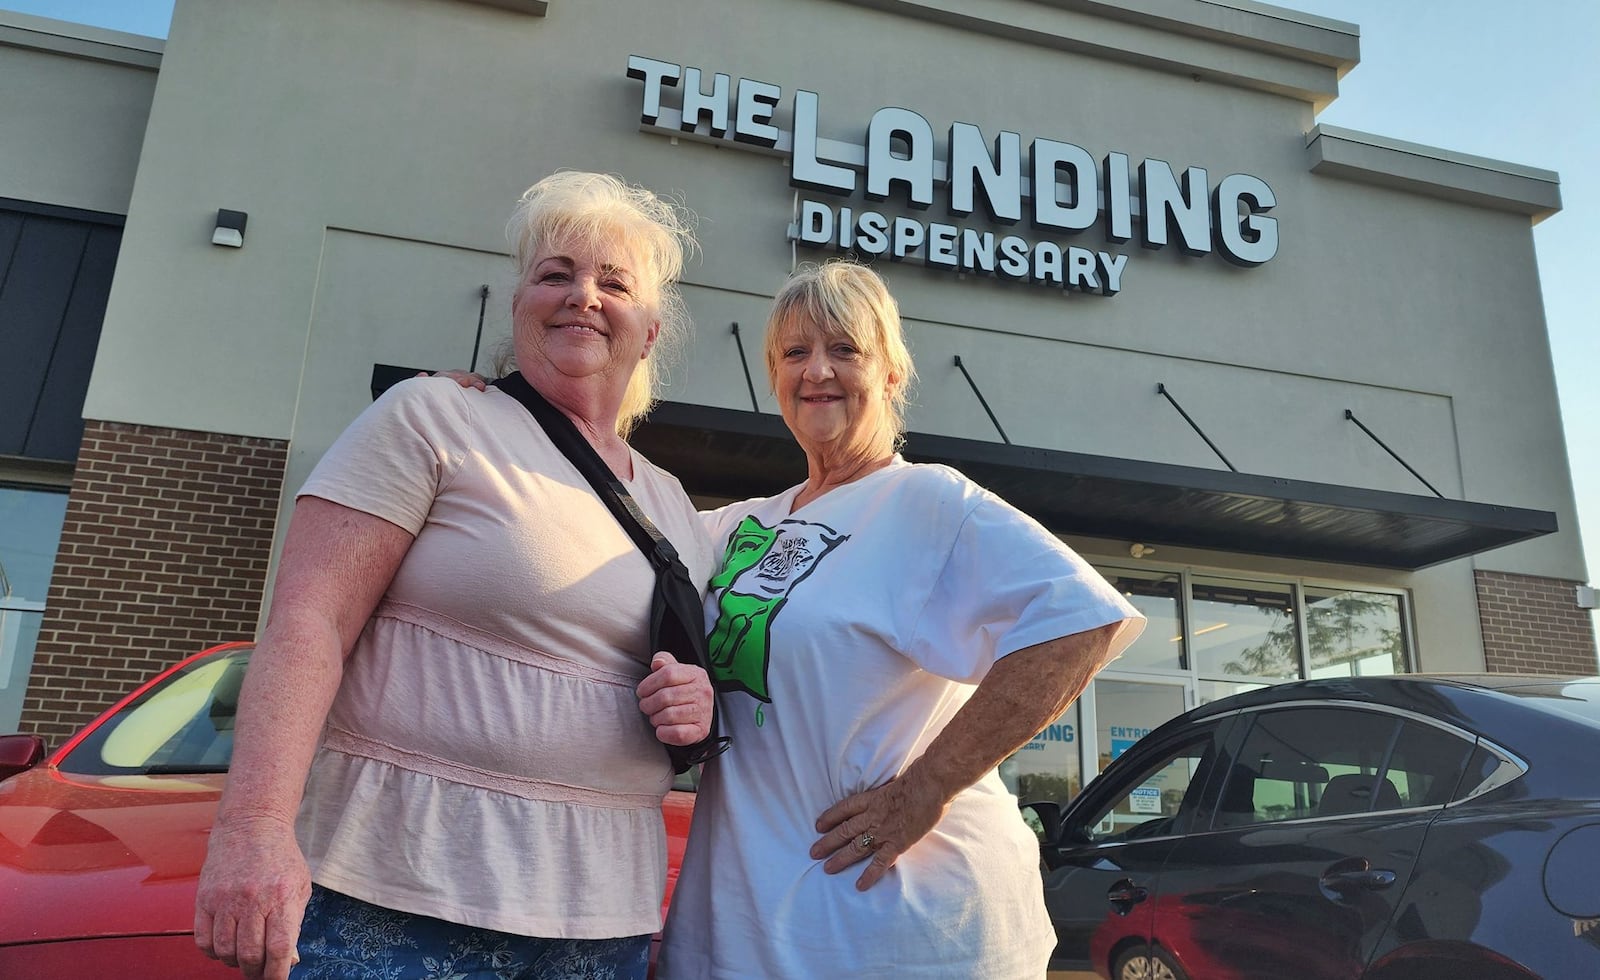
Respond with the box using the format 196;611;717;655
511;237;661;395
771;315;900;461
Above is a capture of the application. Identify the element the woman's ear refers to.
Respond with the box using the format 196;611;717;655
641;318;663;359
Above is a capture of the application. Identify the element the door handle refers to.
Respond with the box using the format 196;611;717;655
1107;878;1149;914
1319;861;1397;901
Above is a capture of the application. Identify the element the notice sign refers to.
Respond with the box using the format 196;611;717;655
1130;786;1163;814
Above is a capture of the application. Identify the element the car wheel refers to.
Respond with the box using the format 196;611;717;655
1114;945;1188;980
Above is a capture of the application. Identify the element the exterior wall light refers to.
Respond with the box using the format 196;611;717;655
212;209;247;248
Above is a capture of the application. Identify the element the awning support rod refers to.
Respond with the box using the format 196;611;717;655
954;355;1011;445
731;322;761;412
470;285;489;373
1344;409;1444;498
1156;383;1237;472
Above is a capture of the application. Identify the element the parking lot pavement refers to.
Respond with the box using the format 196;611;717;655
1047;971;1098;979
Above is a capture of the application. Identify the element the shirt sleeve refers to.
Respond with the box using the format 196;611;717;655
906;489;1146;683
296;377;472;535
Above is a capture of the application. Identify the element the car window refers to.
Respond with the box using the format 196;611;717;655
59;650;250;776
1076;729;1218;844
1214;706;1475;827
1385;719;1474;807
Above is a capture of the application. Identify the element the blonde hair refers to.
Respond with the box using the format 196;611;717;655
504;171;696;436
764;261;917;445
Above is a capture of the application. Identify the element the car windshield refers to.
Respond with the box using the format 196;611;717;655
58;648;251;776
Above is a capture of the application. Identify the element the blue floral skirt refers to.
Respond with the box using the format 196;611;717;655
291;884;653;980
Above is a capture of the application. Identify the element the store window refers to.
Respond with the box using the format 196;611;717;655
1305;586;1410;677
1100;569;1184;672
1078;565;1414;788
0;487;68;731
1189;576;1300;680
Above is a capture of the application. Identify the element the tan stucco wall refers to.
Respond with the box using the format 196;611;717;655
0;14;160;215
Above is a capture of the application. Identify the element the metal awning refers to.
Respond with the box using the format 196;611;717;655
632;401;1558;571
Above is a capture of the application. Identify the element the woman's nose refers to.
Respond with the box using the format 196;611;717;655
566;275;601;309
803;351;833;381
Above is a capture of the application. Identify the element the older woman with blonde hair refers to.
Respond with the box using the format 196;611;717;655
195;171;720;980
658;261;1145;978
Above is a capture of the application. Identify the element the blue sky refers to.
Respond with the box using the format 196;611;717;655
8;0;1599;585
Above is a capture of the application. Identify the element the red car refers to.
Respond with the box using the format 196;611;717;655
0;642;697;978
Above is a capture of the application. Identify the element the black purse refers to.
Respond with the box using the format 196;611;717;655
494;371;730;773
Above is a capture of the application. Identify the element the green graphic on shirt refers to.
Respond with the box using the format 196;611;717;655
707;515;847;704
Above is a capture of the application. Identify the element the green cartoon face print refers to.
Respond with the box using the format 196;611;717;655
707;515;847;703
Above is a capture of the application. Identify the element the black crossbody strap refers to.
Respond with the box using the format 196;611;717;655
493;372;729;771
499;374;676;564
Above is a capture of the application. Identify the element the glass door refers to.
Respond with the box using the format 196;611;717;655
1086;674;1193;782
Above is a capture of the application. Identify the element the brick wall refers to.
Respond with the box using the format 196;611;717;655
1475;569;1598;675
20;420;287;746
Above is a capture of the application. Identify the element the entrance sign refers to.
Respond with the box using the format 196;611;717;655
629;56;1280;296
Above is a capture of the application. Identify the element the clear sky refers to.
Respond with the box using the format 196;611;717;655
8;0;1599;585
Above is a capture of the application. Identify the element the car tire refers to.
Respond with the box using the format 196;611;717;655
1113;945;1189;980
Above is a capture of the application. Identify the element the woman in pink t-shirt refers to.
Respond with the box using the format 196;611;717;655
194;172;720;980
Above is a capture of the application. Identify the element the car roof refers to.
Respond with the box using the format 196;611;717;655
1186;673;1600;727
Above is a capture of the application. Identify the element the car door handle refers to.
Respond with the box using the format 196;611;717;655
1319;865;1397;900
1107;878;1149;914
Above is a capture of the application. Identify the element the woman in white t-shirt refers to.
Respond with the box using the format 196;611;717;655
193;172;722;980
657;261;1146;978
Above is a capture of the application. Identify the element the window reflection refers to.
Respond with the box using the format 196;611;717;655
1;487;69;731
1189;576;1299;680
1305;587;1408;677
1101;569;1184;672
1199;678;1267;706
0;487;69;601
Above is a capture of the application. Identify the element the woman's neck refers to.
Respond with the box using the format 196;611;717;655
793;440;895;511
517;360;633;479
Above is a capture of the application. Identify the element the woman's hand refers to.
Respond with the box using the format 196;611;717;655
810;772;950;891
194;815;310;980
424;369;488;390
636;652;713;746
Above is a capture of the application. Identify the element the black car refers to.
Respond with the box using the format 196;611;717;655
1027;674;1600;980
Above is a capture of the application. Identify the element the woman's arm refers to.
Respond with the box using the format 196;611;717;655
811;621;1121;890
194;497;413;980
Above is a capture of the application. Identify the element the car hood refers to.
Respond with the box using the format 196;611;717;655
0;766;224;946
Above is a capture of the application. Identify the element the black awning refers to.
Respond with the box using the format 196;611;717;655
632;401;1558;571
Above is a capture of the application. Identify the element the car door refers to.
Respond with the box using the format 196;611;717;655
1039;717;1234;976
1147;704;1468;980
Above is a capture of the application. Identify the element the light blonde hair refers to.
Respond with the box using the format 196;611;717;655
504;171;696;436
764;261;917;445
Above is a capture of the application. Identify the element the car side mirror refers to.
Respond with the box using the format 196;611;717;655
0;734;46;782
1019;800;1063;844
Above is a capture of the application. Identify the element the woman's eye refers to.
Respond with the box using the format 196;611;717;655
603;279;632;294
539;271;569;284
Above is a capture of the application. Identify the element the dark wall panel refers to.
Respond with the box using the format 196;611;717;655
26;225;122;459
0;201;122;462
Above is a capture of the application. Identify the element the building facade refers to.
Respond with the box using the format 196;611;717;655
1;0;1592;806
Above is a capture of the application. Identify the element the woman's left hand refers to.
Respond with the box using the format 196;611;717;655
636;652;713;746
810;773;950;891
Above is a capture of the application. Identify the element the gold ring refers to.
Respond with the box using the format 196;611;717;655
856;832;875;850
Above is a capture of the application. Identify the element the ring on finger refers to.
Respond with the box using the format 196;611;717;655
855;832;875;850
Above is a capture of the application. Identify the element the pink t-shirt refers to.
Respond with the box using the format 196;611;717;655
294;377;713;938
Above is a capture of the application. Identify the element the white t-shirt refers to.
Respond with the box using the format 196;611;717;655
294;377;713;939
659;457;1144;978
